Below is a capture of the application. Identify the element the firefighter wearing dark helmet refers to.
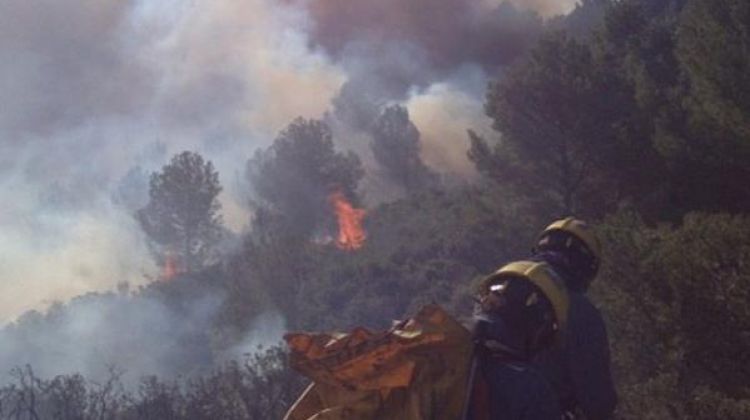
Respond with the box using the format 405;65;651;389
467;261;568;420
531;217;617;420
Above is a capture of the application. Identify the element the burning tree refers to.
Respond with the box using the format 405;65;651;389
242;118;365;325
137;151;224;275
329;190;366;250
247;117;364;238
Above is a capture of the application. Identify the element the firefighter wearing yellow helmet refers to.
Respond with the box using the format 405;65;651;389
466;261;569;420
531;217;617;420
534;217;601;291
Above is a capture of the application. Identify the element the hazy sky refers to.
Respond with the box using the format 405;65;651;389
0;0;577;322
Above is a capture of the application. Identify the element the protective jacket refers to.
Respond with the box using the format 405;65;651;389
533;254;617;419
468;305;561;420
469;357;560;420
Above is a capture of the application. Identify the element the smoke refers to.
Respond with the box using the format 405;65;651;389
223;311;287;362
293;0;578;104
0;287;222;385
0;0;341;322
506;0;579;17
406;81;494;179
294;0;558;187
297;0;556;77
0;1;151;140
1;0;584;378
0;200;155;322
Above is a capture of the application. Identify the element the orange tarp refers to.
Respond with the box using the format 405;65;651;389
283;305;473;420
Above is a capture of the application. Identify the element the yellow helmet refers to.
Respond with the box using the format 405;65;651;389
480;260;570;330
540;217;601;262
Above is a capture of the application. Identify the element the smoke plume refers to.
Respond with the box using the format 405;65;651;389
296;0;571;77
296;0;565;186
0;0;582;380
0;0;339;322
0;285;221;385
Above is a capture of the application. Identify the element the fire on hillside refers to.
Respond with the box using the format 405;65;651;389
329;191;366;251
161;252;181;281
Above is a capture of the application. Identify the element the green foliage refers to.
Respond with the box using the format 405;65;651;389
246;186;543;331
654;214;750;392
0;347;305;420
590;0;750;215
137;151;223;273
239;216;318;329
593;212;750;418
677;0;750;141
475;31;656;217
663;0;750;212
476;0;750;220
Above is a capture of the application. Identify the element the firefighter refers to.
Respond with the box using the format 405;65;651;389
531;217;617;419
467;261;569;420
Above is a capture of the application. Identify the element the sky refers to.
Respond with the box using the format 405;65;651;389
0;0;578;323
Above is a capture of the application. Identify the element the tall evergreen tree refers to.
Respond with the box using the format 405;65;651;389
137;151;223;273
656;0;750;212
471;33;653;218
370;105;438;193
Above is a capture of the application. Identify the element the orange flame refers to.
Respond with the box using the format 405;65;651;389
329;191;366;250
161;252;180;281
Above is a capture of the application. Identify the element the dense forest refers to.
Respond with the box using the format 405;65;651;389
1;0;749;418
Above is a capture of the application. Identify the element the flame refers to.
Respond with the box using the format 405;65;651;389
329;191;366;250
161;252;180;281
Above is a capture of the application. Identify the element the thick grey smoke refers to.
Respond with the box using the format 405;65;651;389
0;0;581;380
0;197;155;322
0;0;341;322
295;0;576;184
222;311;287;362
407;81;495;179
299;0;551;77
0;1;151;141
507;0;579;17
0;288;221;385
